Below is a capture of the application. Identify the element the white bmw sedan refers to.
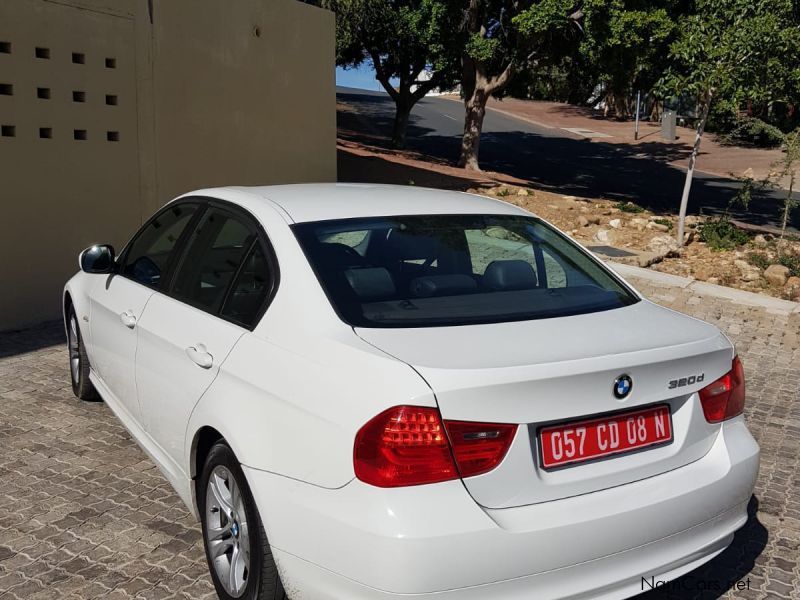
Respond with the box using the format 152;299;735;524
64;184;759;600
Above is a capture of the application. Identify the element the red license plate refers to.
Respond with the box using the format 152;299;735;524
538;405;673;469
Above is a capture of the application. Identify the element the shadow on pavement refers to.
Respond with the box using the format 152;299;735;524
338;91;800;233
0;320;64;358
638;496;768;599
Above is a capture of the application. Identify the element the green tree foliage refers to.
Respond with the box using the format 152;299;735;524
578;0;678;118
458;0;583;170
657;0;800;244
324;0;462;148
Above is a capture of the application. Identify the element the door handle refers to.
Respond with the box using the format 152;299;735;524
120;310;137;329
186;344;214;369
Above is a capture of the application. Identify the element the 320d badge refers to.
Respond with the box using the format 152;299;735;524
669;372;707;389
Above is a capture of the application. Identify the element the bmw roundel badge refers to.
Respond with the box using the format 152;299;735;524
613;374;633;399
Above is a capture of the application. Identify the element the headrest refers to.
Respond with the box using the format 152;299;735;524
344;267;396;300
410;274;477;298
483;260;538;291
319;243;365;268
383;230;439;260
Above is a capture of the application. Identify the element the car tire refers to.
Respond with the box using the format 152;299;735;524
67;306;99;401
200;442;287;600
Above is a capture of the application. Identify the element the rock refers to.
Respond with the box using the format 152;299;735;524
707;277;720;285
734;260;762;282
485;226;518;241
594;229;611;243
753;234;768;247
577;215;590;227
647;221;670;232
742;272;762;282
786;276;800;301
517;188;530;196
693;265;714;281
630;217;648;231
635;251;666;268
684;215;702;226
684;230;696;245
764;264;790;286
547;204;559;210
608;218;622;229
586;215;601;225
646;234;680;256
562;195;578;201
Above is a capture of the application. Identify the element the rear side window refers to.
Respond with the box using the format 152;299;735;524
293;214;638;328
122;203;197;287
170;208;257;314
220;243;273;328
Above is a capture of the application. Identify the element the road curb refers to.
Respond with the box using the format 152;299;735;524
608;261;800;315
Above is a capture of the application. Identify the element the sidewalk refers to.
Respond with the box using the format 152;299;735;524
481;98;792;187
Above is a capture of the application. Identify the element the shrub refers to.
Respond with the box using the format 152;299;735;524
746;250;800;276
653;217;673;230
778;253;800;277
720;117;785;149
746;251;770;271
699;218;750;250
616;201;645;213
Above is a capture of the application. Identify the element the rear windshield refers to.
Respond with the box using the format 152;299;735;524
292;214;638;328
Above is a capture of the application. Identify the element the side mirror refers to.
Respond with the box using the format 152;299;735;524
79;244;116;274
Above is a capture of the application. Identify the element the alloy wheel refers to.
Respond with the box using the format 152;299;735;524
205;465;251;597
68;314;81;384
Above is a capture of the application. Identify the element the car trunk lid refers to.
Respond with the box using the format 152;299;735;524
355;300;733;508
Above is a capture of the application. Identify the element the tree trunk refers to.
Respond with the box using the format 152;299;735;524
613;92;629;120
650;99;661;122
459;87;488;170
676;90;713;246
781;173;795;240
392;100;412;149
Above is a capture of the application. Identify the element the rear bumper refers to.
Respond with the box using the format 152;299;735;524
245;417;759;599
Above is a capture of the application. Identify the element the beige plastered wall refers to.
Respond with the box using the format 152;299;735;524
0;0;335;331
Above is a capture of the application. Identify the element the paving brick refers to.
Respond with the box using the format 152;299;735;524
2;279;799;599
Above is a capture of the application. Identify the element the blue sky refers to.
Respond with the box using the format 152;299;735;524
336;64;398;91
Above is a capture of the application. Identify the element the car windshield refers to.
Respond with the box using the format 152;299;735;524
292;214;639;328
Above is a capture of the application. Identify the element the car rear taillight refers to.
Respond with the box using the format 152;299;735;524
354;406;458;487
699;356;745;423
444;420;518;478
354;406;517;487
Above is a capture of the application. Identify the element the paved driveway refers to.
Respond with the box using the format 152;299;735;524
0;273;798;600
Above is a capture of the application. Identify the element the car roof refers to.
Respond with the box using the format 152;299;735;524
207;183;531;224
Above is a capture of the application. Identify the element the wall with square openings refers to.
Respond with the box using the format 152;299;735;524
0;0;335;330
